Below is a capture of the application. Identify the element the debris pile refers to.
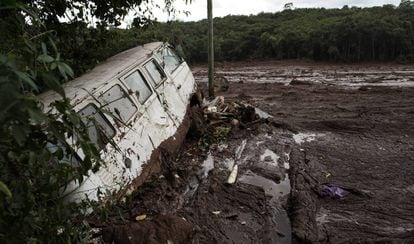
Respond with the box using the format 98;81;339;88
91;95;291;243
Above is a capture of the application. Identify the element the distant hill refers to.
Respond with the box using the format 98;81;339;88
143;4;414;63
50;3;414;74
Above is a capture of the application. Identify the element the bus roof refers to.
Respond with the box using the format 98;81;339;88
39;41;163;108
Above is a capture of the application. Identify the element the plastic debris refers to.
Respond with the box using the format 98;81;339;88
255;107;273;119
201;152;215;178
206;106;218;113
320;185;348;199
235;140;247;160
202;96;224;108
135;214;147;221
227;164;239;184
212;210;221;215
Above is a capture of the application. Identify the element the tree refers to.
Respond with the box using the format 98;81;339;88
284;3;294;11
399;0;414;9
0;0;189;242
21;0;184;26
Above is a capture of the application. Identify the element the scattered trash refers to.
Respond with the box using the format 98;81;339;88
223;158;235;171
235;139;247;160
260;149;280;165
320;184;349;199
240;221;247;225
206;106;218;113
135;214;147;221
293;132;325;145
201;152;215;178
255;107;273;119
212;210;221;215
217;143;228;152
202;96;225;108
227;164;239;184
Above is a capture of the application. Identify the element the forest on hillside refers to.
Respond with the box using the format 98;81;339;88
2;2;414;76
27;1;414;75
140;3;414;64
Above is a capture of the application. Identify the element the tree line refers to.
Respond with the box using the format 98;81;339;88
3;2;414;78
141;2;414;63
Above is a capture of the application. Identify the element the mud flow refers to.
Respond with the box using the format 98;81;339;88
95;61;414;243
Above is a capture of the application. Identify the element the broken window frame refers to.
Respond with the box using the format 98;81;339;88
98;84;138;123
77;103;116;150
156;46;183;74
143;59;167;88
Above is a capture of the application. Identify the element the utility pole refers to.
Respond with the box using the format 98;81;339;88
207;0;214;97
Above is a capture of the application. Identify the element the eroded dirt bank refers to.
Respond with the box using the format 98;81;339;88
99;61;414;243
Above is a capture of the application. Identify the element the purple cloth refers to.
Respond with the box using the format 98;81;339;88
320;185;348;198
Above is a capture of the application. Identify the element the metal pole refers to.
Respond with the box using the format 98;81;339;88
207;0;214;97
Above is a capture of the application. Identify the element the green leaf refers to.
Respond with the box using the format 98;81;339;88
57;63;67;80
0;181;12;198
48;37;58;54
14;70;38;91
28;108;48;124
40;72;65;97
11;125;28;146
41;42;47;54
37;54;54;63
58;62;74;78
51;62;57;70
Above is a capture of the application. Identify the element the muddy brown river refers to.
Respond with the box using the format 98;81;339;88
102;61;414;243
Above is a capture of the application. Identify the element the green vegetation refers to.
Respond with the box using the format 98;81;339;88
5;2;412;79
139;2;414;63
0;0;179;242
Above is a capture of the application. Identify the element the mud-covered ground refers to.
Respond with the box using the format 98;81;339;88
100;61;414;243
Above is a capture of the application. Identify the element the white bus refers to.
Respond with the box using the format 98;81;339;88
40;42;196;202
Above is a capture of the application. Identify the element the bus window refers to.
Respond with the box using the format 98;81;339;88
144;60;166;87
99;84;137;122
158;47;182;73
78;103;116;149
124;70;153;104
